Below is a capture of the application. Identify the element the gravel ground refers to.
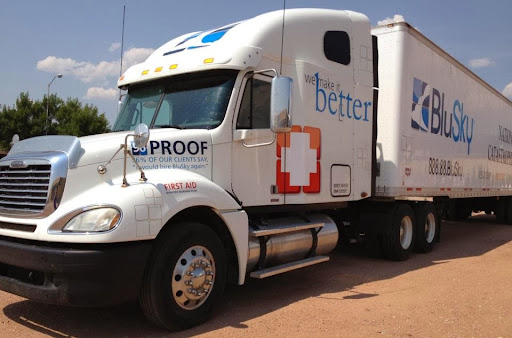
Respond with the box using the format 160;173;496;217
0;213;510;337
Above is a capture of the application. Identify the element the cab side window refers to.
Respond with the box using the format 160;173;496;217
324;30;351;65
236;78;271;129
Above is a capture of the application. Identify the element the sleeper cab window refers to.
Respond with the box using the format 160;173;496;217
324;30;351;65
236;77;271;129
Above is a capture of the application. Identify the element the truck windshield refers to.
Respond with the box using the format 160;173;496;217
113;70;238;131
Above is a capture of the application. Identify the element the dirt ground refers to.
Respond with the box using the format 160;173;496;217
0;213;511;337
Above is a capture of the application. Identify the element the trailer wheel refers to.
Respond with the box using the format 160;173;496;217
382;204;415;261
495;199;507;224
506;198;512;225
447;200;471;221
140;222;226;331
414;203;439;253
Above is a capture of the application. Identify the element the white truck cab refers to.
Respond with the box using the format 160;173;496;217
1;8;511;331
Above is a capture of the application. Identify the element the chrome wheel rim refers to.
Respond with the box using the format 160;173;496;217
424;213;436;243
172;245;215;310
400;216;413;250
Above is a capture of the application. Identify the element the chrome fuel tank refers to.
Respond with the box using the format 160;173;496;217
247;214;338;272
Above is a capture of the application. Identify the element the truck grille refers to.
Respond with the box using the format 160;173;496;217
0;164;51;214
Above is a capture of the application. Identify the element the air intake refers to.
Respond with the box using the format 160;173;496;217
0;163;51;213
0;153;68;218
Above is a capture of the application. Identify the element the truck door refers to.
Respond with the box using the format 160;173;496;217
231;74;282;207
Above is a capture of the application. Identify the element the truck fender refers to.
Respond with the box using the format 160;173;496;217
150;170;249;285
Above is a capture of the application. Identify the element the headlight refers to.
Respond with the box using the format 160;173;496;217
62;208;121;232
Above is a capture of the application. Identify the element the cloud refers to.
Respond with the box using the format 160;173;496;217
503;83;512;100
36;47;154;84
377;14;405;26
122;48;155;67
109;42;122;52
85;87;118;100
36;56;82;75
469;57;495;69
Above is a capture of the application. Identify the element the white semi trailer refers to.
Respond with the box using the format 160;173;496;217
0;8;511;330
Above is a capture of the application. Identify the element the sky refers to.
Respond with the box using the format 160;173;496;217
1;0;511;126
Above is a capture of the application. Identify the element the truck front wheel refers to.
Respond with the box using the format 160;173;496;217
140;222;227;331
414;203;439;253
382;204;415;261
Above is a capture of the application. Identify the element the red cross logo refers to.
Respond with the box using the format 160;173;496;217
276;125;321;194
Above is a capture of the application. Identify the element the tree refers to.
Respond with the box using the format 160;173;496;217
54;98;110;137
0;92;110;151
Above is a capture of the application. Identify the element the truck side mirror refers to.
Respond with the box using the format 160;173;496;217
133;123;150;149
270;76;293;133
10;134;20;148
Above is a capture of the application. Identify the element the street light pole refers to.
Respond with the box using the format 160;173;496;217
46;74;63;135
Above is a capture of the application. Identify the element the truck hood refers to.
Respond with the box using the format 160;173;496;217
80;129;213;170
6;129;213;174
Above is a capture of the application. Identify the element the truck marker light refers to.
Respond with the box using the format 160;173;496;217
110;213;121;228
155;67;163;72
203;58;214;64
169;64;178;69
142;70;149;75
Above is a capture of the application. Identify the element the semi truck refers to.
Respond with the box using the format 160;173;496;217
1;8;511;331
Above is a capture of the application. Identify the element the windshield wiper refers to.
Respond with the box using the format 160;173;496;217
153;124;187;130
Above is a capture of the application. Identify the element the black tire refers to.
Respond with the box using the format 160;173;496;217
414;203;439;253
505;198;512;225
382;204;415;261
140;222;227;331
447;200;471;221
495;199;507;224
